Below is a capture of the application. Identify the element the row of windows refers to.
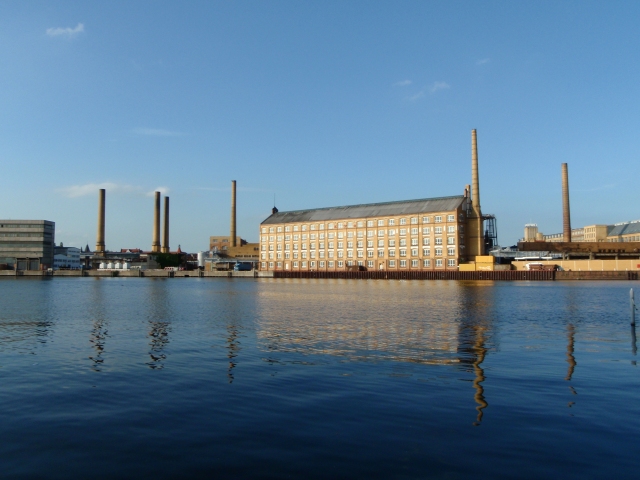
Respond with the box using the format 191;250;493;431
0;241;52;248
261;247;456;260
0;233;50;237
262;215;462;233
262;225;462;240
0;224;53;229
263;236;459;250
262;259;457;269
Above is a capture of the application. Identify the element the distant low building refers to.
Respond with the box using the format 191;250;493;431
209;235;259;260
0;220;55;270
522;220;640;244
543;228;584;243
53;244;81;270
606;220;640;242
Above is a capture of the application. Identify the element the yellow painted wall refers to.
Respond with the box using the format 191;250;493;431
512;259;640;271
476;263;494;271
475;255;495;264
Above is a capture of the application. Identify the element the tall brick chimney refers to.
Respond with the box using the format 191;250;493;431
95;189;106;253
230;180;237;247
162;196;170;253
152;191;161;253
562;163;572;242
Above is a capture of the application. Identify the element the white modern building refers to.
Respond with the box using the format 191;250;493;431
53;245;81;270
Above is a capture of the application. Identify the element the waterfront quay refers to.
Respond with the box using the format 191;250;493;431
1;269;638;280
0;269;273;278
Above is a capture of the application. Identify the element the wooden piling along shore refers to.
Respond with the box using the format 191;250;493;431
274;270;639;281
273;270;557;280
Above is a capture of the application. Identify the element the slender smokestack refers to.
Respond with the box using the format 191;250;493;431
562;163;571;242
162;196;170;253
152;191;161;252
230;180;237;247
468;129;484;256
471;130;480;211
95;189;105;253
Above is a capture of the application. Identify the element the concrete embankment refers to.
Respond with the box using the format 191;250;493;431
0;270;275;278
1;270;638;280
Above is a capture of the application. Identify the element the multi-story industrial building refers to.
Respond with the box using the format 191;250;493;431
259;196;474;272
0;220;55;270
259;130;487;272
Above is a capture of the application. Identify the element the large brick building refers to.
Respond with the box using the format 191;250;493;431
259;196;478;272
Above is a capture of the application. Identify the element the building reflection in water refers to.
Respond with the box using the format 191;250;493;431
255;280;497;423
146;280;172;370
88;279;109;372
0;280;57;353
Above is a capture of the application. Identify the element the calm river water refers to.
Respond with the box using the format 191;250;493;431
1;278;638;479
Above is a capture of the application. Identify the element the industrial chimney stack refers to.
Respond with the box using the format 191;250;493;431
152;191;161;253
467;129;484;257
162;196;170;253
562;163;572;242
230;180;237;247
95;189;106;254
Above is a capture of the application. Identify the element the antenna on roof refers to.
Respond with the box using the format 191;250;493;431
272;193;278;214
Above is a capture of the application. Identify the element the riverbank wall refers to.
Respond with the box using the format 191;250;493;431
0;270;275;278
1;270;638;280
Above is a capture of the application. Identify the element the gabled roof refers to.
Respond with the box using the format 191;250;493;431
261;195;466;225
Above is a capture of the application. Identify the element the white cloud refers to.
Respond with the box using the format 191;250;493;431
404;81;450;101
393;80;412;87
193;186;270;193
576;183;616;192
132;128;184;137
146;187;170;197
46;23;84;38
57;182;142;198
406;91;425;102
429;81;450;93
476;58;490;65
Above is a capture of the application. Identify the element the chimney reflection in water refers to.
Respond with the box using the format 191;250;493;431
471;327;488;426
224;293;243;383
227;322;240;383
89;281;108;371
565;324;578;406
457;285;494;427
146;282;171;370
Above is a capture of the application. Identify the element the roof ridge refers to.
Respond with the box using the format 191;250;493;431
272;195;464;215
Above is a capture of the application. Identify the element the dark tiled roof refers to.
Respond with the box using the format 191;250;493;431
609;221;640;237
261;196;466;225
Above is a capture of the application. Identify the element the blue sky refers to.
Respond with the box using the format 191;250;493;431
1;1;638;251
